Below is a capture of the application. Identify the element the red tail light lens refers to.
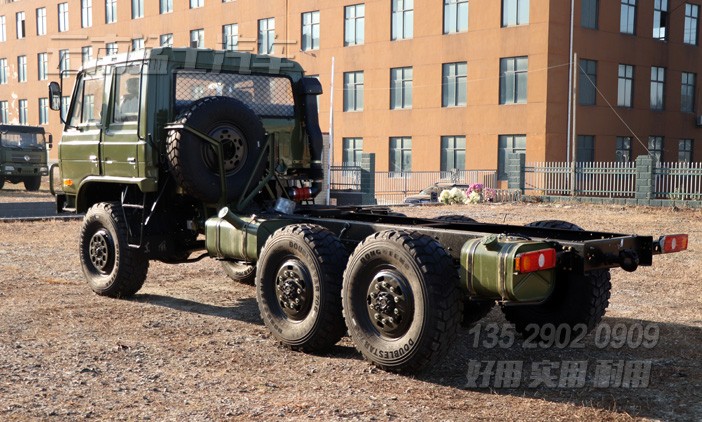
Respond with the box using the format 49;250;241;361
514;249;557;274
659;234;688;253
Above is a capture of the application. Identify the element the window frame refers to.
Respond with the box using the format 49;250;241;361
502;0;529;27
344;4;365;46
440;135;466;171
390;67;413;110
391;0;414;40
620;0;637;35
578;59;597;106
342;137;364;166
58;3;69;33
618;64;634;107
301;11;320;51
497;134;526;180
389;136;412;175
343;71;364;112
81;0;93;28
650;66;666;111
616;136;632;162
499;56;528;105
258;18;275;55
684;3;699;45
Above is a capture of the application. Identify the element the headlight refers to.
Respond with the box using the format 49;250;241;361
40;167;48;172
5;165;15;172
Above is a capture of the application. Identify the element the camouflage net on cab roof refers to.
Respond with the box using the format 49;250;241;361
174;70;295;118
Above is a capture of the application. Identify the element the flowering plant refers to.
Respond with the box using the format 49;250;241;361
466;183;496;203
439;187;468;205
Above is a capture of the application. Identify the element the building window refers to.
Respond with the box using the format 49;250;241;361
19;99;28;124
301;11;320;51
18;56;27;83
16;12;25;39
190;0;204;8
618;64;634;107
620;0;636;34
106;42;118;55
650;66;665;111
679;139;693;162
498;135;526;180
442;62;467;107
681;72;696;113
444;0;468;34
82;46;93;65
649;136;664;163
131;38;144;51
223;24;239;51
684;4;699;45
581;0;598;29
343;71;364;112
190;29;204;48
58;3;69;32
502;0;529;27
0;58;7;84
499;56;528;104
81;0;92;28
36;8;47;36
160;0;173;14
160;33;173;47
258;18;275;54
38;53;48;80
59;50;70;74
106;0;117;24
653;0;668;40
576;135;595;162
441;136;466;171
345;4;365;46
342;137;363;166
0;101;7;123
0;16;5;43
61;96;70;121
616;136;632;162
392;0;413;40
39;98;49;125
390;67;413;110
578;59;597;106
389;137;412;174
132;0;144;19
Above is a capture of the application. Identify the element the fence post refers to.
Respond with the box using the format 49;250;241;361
360;152;376;205
635;155;654;205
507;153;526;193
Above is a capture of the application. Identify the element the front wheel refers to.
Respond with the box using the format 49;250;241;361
24;176;41;191
342;230;462;373
79;202;149;298
256;224;348;352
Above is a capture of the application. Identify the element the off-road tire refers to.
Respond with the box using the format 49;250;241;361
342;230;462;373
79;202;149;298
0;177;4;190
436;214;477;223
501;220;611;339
24;176;41;191
166;96;265;204
221;260;256;285
256;224;348;352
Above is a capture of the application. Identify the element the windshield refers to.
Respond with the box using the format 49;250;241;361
0;132;46;149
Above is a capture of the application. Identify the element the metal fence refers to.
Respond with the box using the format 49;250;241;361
373;170;498;205
329;165;362;191
654;162;702;200
525;161;637;197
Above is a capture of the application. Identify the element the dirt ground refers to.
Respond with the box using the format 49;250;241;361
1;185;701;421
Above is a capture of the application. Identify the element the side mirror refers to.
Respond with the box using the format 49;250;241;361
48;82;62;110
299;77;323;96
48;134;53;150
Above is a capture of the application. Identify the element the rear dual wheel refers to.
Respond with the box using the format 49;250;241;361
256;224;348;352
342;230;462;373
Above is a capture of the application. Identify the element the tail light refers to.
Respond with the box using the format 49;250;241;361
514;248;557;274
659;234;688;254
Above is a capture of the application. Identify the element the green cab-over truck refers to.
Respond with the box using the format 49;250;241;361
0;124;51;191
48;48;688;373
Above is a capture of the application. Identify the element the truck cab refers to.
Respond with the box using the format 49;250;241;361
0;124;50;191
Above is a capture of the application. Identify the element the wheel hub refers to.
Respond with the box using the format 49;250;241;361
88;229;114;274
366;270;414;337
203;125;247;174
275;259;313;320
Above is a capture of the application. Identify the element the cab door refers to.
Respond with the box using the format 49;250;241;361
59;68;107;187
101;64;143;178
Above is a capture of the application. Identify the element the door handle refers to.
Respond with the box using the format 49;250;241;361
127;157;136;164
89;155;98;163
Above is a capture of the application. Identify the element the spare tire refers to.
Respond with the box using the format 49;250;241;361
167;96;265;203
